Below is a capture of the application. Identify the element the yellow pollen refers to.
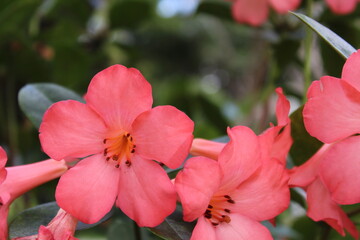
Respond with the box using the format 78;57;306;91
103;132;136;168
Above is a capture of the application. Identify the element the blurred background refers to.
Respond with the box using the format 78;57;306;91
1;0;360;239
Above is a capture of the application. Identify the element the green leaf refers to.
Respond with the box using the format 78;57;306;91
18;83;83;129
291;12;356;59
289;105;323;165
196;1;232;21
9;202;115;238
148;205;195;240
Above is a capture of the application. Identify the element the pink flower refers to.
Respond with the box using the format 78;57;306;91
176;126;290;239
303;49;360;205
190;88;292;166
289;144;359;239
39;65;194;226
325;0;359;15
0;147;68;240
13;208;78;240
231;0;301;26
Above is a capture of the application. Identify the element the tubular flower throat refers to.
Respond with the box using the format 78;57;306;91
103;132;136;168
204;195;235;226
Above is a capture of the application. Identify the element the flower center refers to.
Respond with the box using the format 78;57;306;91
103;132;136;168
204;194;235;226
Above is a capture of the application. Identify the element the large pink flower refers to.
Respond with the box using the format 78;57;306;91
303;49;360;205
39;65;194;226
289;144;359;239
0;147;68;240
176;126;290;239
325;0;359;15
231;0;301;26
14;208;79;240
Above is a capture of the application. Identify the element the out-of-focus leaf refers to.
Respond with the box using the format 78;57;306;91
289;106;323;165
149;206;195;240
18;83;83;129
292;216;319;240
9;202;115;238
291;12;356;59
196;1;232;21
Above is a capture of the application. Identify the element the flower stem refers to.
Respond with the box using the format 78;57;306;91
303;0;314;103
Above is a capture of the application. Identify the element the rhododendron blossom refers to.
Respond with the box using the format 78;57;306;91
289;144;359;239
303;49;360;205
176;126;290;239
14;208;78;240
0;147;68;240
230;0;301;26
39;65;194;226
325;0;359;15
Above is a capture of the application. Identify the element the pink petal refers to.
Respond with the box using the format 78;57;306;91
56;154;119;224
231;0;269;26
303;76;360;143
39;100;107;160
191;216;217;240
342;50;360;92
269;0;301;13
214;214;273;240
132;106;194;169
218;126;261;189
85;65;153;131
190;138;225;160
116;156;176;227
319;136;360;204
325;0;358;14
231;161;290;221
0;147;7;185
275;88;290;126
175;157;221;222
307;179;359;239
288;144;330;188
0;204;9;240
1;159;68;200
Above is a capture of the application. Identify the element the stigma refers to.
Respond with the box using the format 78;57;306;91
204;194;235;226
103;132;136;168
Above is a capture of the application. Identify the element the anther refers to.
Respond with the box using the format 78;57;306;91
133;145;136;148
103;139;107;144
211;222;219;226
131;149;135;153
227;199;235;204
204;213;212;219
224;209;231;213
208;205;213;209
130;136;133;142
125;160;131;167
126;133;130;138
106;157;110;161
112;155;119;161
115;164;120;168
103;148;108;156
223;215;231;223
224;195;231;199
205;210;211;214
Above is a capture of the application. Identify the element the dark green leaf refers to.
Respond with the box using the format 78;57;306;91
149;205;195;240
18;83;83;129
9;202;115;238
196;1;232;21
291;12;356;59
289;106;323;165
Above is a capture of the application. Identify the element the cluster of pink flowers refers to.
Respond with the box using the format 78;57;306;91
2;50;360;238
228;0;359;26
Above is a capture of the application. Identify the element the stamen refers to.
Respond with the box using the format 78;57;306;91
115;164;120;168
227;199;235;204
103;139;107;144
103;132;136;168
224;209;231;213
131;149;135;153
103;148;108;156
125;160;131;167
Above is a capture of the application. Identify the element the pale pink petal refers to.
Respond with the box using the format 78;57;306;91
190;139;225;160
190;216;216;240
85;65;153;130
214;214;273;240
0;204;9;240
56;154;119;224
232;0;269;26
0;159;68;200
275;88;290;126
319;136;360;204
132;106;194;169
218;126;261;189
175;157;221;222
37;226;54;240
307;179;359;239
231;161;290;221
0;147;7;184
303;76;360;143
325;0;357;14
116;156;176;227
269;0;301;13
288;144;330;188
342;50;360;92
39;100;107;160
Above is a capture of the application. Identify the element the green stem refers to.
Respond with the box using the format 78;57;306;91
303;0;314;103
